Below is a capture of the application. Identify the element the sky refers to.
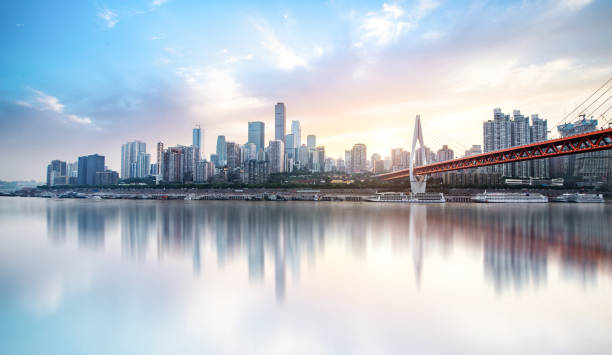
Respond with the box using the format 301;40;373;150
1;0;611;181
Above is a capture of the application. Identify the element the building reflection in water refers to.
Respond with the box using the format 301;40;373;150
46;201;612;301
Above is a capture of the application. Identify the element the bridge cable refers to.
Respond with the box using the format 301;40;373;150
551;77;612;128
578;85;612;117
586;94;612;120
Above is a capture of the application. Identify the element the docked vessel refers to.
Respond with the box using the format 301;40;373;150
365;192;445;203
554;193;604;203
472;192;548;203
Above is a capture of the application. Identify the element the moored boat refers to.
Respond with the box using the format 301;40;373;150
472;191;548;203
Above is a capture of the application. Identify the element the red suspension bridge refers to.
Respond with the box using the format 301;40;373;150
377;77;612;185
377;127;612;181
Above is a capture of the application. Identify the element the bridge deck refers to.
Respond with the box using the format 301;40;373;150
377;128;612;181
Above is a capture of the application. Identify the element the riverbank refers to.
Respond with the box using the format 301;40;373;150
1;186;609;202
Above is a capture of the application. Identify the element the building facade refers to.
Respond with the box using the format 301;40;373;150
275;103;286;143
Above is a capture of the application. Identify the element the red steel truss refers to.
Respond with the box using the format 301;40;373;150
378;128;612;181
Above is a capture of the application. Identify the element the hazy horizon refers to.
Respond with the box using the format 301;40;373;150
1;0;611;180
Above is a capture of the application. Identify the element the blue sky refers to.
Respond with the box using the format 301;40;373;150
1;0;611;180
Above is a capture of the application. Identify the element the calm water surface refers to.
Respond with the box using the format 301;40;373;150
1;197;611;354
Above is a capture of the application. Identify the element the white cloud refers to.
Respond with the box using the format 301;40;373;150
67;114;93;125
558;0;593;11
16;23;24;28
16;89;65;113
254;23;308;70
98;9;118;28
151;35;163;40
359;1;440;46
152;0;169;6
176;67;267;113
16;89;95;127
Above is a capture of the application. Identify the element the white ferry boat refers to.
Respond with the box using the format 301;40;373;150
472;192;548;203
554;193;604;203
365;192;445;203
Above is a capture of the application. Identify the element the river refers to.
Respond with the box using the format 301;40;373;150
1;197;611;354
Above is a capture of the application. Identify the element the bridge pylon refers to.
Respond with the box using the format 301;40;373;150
409;115;427;193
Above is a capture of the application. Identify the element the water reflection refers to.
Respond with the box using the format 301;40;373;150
43;201;612;300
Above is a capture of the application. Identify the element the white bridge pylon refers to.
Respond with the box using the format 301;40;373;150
409;115;427;193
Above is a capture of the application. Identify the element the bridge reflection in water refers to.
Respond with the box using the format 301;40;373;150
45;200;612;301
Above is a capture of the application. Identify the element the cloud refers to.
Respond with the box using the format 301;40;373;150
254;23;308;71
558;0;593;11
16;89;64;113
67;114;93;125
359;1;439;45
16;23;24;28
98;9;118;28
16;89;95;127
151;35;163;40
152;0;169;6
175;67;267;113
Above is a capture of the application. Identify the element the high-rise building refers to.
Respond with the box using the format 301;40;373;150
268;140;285;173
484;108;551;178
275;103;286;142
511;110;531;178
182;146;195;181
344;150;351;174
554;117;610;185
391;148;403;170
121;140;146;179
530;114;549;178
77;154;105;185
313;146;325;173
156;142;164;175
285;133;295;160
464;145;482;157
336;158;346;172
484;108;512;176
94;170;119;185
216;135;227;166
46;160;67;186
437;145;454;162
350;143;367;173
298;145;309;169
137;152;150;178
193;125;202;159
291;120;301;148
248;121;265;152
161;147;183;183
306;135;316;150
226;142;241;169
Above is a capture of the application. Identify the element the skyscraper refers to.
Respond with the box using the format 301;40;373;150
46;160;67;186
350;143;367;173
216;135;227;166
248;121;265;152
121;140;146;179
77;154;105;185
193;125;202;159
285;133;295;160
291;120;301;148
530;114;549;178
268;140;285;173
226;142;241;169
483;108;512;176
156;142;164;176
511;110;530;178
307;135;316;150
275;103;286;142
437;145;454;162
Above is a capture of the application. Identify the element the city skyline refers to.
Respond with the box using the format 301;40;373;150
1;0;612;180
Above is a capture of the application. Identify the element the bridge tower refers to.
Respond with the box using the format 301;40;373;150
409;115;427;193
